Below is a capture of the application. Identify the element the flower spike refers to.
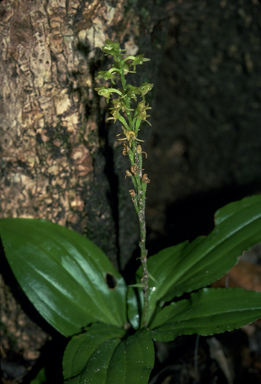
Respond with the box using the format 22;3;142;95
95;40;153;325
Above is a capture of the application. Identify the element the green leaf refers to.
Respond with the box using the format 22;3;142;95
29;368;46;384
127;286;143;330
150;288;261;342
63;323;126;380
215;194;261;225
136;195;261;325
0;218;127;336
63;325;155;384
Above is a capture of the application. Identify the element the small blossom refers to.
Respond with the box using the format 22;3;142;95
110;98;134;113
111;99;123;112
96;70;118;84
106;109;120;123
136;101;152;126
139;83;154;98
117;128;144;145
95;86;123;103
137;144;147;158
142;173;150;184
125;169;132;179
124;55;150;72
95;86;111;102
102;40;123;56
129;189;136;197
130;165;139;175
126;85;141;101
122;143;130;156
123;62;135;75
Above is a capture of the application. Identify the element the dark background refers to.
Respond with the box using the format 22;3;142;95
144;0;261;255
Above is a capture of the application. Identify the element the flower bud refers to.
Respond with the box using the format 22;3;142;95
139;83;153;97
136;101;152;126
129;189;136;197
142;173;150;184
130;165;139;176
131;55;150;71
94;86;112;102
122;144;130;156
102;40;121;56
137;145;147;158
125;169;132;178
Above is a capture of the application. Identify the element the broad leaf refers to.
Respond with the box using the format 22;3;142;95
63;324;155;384
136;195;261;325
215;194;261;225
63;323;126;380
150;288;261;342
0;218;127;336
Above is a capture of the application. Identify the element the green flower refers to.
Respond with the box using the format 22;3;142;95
95;86;123;103
126;85;141;101
106;109;121;123
106;106;129;130
96;70;119;84
126;83;153;101
139;83;154;98
101;40;124;58
111;98;134;113
136;101;152;126
117;127;144;145
113;61;135;75
124;55;150;72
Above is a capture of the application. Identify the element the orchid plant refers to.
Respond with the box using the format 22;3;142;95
95;40;154;325
0;40;261;384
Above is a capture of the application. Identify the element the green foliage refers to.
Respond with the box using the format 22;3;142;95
63;324;154;384
1;195;261;383
0;218;127;336
134;194;261;326
1;40;261;384
150;288;261;342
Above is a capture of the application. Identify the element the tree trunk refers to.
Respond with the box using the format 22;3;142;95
0;0;168;270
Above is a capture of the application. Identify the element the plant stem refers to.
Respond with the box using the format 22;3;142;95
138;186;149;326
128;149;149;325
116;64;150;326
